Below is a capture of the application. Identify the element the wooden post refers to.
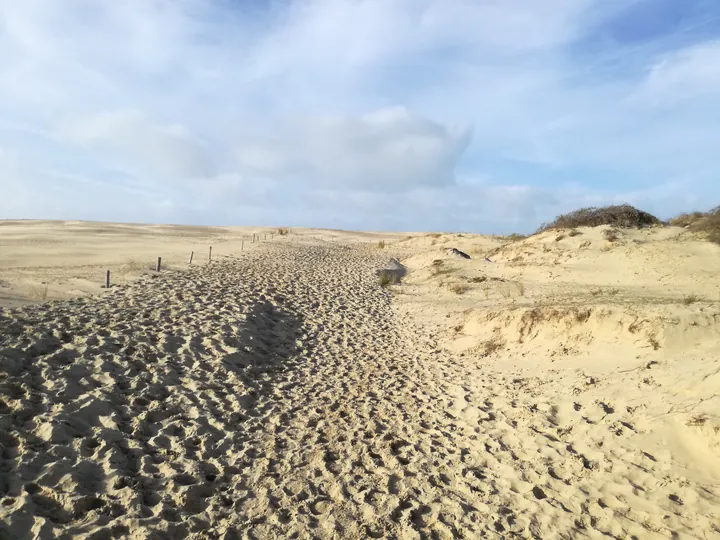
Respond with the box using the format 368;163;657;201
209;246;212;262
241;240;244;251
156;257;162;272
188;251;194;265
105;270;111;289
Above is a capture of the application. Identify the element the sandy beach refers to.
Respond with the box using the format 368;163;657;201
1;221;719;538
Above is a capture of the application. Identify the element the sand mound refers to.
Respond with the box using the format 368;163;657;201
1;226;719;538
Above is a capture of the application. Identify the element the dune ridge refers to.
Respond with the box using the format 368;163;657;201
0;226;719;538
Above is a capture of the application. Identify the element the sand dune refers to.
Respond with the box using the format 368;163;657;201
1;222;719;538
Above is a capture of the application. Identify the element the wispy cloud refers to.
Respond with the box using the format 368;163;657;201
1;0;719;232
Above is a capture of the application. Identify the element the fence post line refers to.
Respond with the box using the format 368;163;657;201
105;270;111;289
188;251;194;265
156;257;162;272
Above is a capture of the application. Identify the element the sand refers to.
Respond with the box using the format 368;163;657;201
0;221;719;538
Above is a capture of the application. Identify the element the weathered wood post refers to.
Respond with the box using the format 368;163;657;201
105;270;111;289
209;246;212;262
241;240;244;251
156;257;162;272
188;251;194;264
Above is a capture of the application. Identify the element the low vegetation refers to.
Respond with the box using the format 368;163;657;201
479;337;505;357
431;260;456;277
537;204;662;232
448;283;470;295
377;240;386;249
277;227;290;236
378;272;400;287
683;294;701;305
603;228;620;242
670;206;720;245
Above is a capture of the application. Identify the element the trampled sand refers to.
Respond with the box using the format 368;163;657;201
0;221;719;538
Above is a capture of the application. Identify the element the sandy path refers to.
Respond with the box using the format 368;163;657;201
1;242;718;538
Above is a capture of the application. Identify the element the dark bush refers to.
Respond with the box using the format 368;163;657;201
537;204;662;233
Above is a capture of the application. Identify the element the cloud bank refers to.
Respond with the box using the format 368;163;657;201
1;0;719;232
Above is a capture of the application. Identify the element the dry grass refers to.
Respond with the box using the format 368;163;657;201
431;261;456;277
377;240;387;249
505;233;527;242
603;228;620;242
277;227;290;236
686;414;708;427
648;334;661;351
29;282;49;301
591;288;619;297
378;272;400;288
448;283;470;295
538;204;661;232
568;229;582;237
555;233;566;242
428;232;442;238
683;294;701;305
670;212;708;228
119;257;152;276
478;337;505;357
671;207;720;245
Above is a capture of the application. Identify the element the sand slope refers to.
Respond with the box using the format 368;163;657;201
0;224;719;538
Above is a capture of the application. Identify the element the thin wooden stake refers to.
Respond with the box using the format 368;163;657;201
209;246;212;262
241;240;244;251
156;257;162;272
105;270;111;289
188;251;194;264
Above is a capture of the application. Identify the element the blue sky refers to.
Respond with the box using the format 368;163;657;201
1;0;719;233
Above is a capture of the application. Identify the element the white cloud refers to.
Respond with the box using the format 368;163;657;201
635;40;720;104
57;111;215;179
234;107;471;190
0;1;718;232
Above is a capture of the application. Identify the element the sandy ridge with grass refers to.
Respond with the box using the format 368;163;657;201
1;223;719;538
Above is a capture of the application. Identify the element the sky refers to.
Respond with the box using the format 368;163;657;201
1;0;719;234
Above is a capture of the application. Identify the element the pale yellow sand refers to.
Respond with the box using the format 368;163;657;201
0;221;718;538
0;220;408;307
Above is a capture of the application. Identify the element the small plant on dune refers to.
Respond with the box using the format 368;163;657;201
30;282;49;301
568;229;582;237
683;294;701;305
555;233;566;242
506;233;527;242
479;337;505;357
469;276;488;283
603;228;620;242
515;281;525;297
431;261;456;277
378;272;400;288
277;227;290;236
647;334;661;351
377;240;386;249
428;232;442;238
449;283;470;295
686;414;708;427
